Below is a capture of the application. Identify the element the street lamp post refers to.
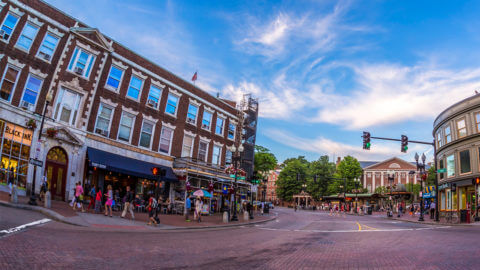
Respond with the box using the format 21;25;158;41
28;91;53;206
354;177;359;214
415;152;427;222
229;144;244;222
387;170;395;217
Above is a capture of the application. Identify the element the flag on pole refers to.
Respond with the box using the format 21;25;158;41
191;71;197;82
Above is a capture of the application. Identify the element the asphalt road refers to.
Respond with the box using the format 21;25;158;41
1;205;479;269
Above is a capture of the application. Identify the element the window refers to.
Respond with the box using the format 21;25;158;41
37;33;59;61
53;88;82;125
439;159;444;180
165;94;179;115
147;85;162;109
68;47;95;78
225;150;232;165
459;150;471;174
202;111;212;130
456;119;467;138
182;135;194;157
20;74;43;111
446;154;455;178
139;121;154;149
126;75;143;100
16;23;38;51
444;126;451;144
94;103;113;137
212;145;221;165
0;66;20;102
228;123;235;140
215;117;224;135
117;112;135;142
159;127;173;154
436;131;442;148
198;141;208;162
1;13;19;41
105;65;123;91
187;104;198;124
476;113;480;133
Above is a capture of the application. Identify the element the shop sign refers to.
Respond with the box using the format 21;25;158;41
439;183;448;190
29;158;43;167
4;123;33;146
91;162;106;169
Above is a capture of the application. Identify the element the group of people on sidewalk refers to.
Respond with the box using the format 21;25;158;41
184;196;204;223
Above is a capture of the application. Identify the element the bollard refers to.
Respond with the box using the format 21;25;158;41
223;211;229;223
11;184;18;204
44;191;51;208
243;211;249;221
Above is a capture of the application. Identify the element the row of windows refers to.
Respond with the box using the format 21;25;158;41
93;102;233;166
1;12;61;61
0;64;44;111
104;64;236;139
438;148;476;180
435;114;480;148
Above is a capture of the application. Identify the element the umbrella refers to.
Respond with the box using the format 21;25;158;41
193;189;212;198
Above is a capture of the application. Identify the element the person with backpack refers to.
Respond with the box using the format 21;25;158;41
147;195;158;226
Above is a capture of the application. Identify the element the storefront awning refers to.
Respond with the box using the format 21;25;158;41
87;147;177;182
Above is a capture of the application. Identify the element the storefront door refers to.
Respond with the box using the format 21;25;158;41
45;147;68;201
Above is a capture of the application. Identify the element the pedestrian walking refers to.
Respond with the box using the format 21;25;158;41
430;201;436;219
104;185;113;217
39;175;47;202
147;195;158;226
87;185;96;210
95;188;102;213
185;196;192;221
195;197;202;223
121;186;135;220
73;182;85;212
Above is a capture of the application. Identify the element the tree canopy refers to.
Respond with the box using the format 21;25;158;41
253;145;277;179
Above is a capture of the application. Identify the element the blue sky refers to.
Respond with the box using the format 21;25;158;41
45;0;480;164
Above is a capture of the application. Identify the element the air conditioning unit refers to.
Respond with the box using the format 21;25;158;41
100;130;108;137
187;118;195;124
202;124;209;129
147;99;157;108
74;66;83;75
38;51;51;61
0;30;6;40
20;100;31;110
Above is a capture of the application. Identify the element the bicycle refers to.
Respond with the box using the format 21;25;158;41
445;211;459;223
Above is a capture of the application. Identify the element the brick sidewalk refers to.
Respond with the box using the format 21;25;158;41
0;191;273;228
365;210;480;226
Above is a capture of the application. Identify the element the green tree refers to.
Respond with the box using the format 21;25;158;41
280;156;309;168
276;159;308;201
333;156;363;194
254;145;277;179
406;183;422;202
306;156;336;200
375;186;388;194
426;166;436;186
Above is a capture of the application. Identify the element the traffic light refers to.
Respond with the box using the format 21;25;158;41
363;131;371;150
401;135;408;153
474;177;480;185
151;167;166;176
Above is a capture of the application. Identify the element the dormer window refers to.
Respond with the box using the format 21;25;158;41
68;47;95;78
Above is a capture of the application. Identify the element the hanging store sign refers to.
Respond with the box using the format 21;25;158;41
4;123;33;146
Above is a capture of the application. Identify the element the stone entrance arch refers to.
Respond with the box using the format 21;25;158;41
45;147;68;201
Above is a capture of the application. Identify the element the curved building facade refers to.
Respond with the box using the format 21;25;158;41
433;94;480;220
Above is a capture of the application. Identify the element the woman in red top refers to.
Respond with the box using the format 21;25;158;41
94;188;102;214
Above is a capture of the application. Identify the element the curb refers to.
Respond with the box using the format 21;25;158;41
160;215;277;230
0;200;86;227
386;216;476;227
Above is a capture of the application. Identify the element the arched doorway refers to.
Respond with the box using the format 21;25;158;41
45;147;68;201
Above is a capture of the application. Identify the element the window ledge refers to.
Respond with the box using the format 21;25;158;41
14;45;31;54
125;95;140;103
35;55;52;64
0;38;9;45
201;127;211;132
165;112;177;119
66;69;90;81
104;85;119;93
186;120;197;127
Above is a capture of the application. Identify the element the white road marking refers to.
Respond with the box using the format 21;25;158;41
257;226;451;233
0;218;51;235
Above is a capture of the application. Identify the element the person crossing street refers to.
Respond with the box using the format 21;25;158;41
121;186;135;220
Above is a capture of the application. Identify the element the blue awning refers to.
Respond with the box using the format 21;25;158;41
87;147;177;182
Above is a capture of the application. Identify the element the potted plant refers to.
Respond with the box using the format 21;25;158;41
46;128;58;138
26;119;37;130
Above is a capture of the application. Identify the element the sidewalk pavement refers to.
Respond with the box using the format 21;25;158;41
353;210;480;226
0;191;275;230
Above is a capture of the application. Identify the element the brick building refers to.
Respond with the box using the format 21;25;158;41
266;169;280;202
0;0;257;207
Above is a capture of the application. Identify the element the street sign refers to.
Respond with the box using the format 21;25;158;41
437;168;446;173
29;158;43;167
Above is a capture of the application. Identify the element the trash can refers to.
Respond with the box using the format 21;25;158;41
264;205;269;214
367;206;373;215
460;210;467;223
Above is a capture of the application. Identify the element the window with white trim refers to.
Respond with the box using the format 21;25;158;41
94;103;113;137
202;111;212;130
187;104;198;125
215;117;224;135
147;84;162;109
0;65;21;102
225;150;232;165
53;88;82;125
165;93;179;115
228;123;235;140
37;32;59;61
117;112;135;142
446;154;455;178
20;74;43;111
182;135;194;157
16;23;38;51
198;141;208;162
68;47;95;78
212;145;222;165
126;75;143;100
436;131;442;148
456;118;467;138
159;126;173;154
444;126;451;144
139;120;154;149
0;13;19;41
105;65;123;91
